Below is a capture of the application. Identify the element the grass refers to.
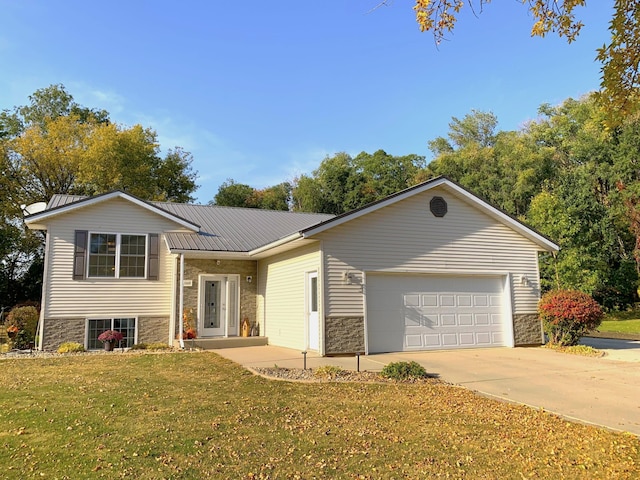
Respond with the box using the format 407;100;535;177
599;311;640;334
1;352;639;479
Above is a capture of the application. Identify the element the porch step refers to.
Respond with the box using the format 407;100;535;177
173;336;268;350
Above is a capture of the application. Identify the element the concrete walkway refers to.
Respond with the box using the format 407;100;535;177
214;344;640;436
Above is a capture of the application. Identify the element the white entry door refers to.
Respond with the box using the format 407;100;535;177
307;272;319;351
199;275;239;337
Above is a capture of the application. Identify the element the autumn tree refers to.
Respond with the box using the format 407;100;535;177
212;179;291;210
411;0;640;124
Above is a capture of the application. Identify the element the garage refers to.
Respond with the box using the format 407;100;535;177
366;274;510;353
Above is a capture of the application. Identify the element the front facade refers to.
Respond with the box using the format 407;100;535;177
26;177;558;354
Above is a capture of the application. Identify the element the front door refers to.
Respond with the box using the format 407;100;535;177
199;275;240;337
203;279;225;336
307;271;319;350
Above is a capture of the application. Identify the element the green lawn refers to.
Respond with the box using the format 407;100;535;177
600;311;640;334
1;352;638;479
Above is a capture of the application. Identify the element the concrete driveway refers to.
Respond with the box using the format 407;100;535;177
214;341;640;436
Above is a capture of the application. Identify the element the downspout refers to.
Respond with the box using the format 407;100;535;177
168;254;177;347
179;253;185;349
36;231;51;351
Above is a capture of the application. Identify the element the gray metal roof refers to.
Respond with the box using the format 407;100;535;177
155;202;333;252
48;194;86;209
46;193;333;252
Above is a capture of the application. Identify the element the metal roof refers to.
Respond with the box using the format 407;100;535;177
154;202;333;252
48;194;86;209
46;194;333;252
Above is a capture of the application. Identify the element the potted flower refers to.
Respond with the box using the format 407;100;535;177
98;330;124;351
6;324;19;339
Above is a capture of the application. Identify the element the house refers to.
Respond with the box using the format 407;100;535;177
25;177;559;354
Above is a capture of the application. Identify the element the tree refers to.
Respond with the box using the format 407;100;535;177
412;0;640;124
427;110;552;216
154;148;198;203
2;84;198;205
249;182;292;211
212;179;292;210
212;179;256;208
292;151;425;214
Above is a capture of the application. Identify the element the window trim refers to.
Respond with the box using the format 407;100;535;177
85;316;139;350
87;232;148;279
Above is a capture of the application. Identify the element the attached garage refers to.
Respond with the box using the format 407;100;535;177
366;274;512;353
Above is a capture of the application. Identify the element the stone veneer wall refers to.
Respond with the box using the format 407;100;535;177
180;259;258;337
324;316;365;355
513;313;544;346
42;318;85;351
41;316;171;351
138;316;170;344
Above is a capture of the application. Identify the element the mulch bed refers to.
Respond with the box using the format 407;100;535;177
251;366;441;384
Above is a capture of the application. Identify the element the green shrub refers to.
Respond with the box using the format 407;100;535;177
314;365;344;379
539;290;604;346
5;306;39;349
57;342;85;354
381;361;428;380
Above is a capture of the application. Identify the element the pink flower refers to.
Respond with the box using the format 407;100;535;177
97;330;124;343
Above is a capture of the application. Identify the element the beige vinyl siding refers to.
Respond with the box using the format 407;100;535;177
44;198;188;318
257;243;321;350
314;186;543;317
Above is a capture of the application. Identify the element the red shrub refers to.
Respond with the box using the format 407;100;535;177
538;290;604;346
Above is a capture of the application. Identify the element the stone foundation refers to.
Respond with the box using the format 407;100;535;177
42;316;171;351
324;316;365;355
42;318;85;351
513;313;544;346
137;316;170;344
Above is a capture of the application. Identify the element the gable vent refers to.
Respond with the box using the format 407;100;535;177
430;196;447;217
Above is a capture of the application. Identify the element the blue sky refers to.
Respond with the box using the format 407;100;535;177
1;1;613;203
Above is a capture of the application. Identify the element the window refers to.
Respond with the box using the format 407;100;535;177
87;317;137;349
88;233;146;278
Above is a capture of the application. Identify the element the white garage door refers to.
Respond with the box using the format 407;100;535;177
367;274;507;353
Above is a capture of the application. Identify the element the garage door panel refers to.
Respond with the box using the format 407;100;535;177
476;332;491;344
422;295;438;306
441;314;456;326
367;274;508;353
458;295;472;307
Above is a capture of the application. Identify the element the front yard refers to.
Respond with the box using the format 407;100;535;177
1;352;638;479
